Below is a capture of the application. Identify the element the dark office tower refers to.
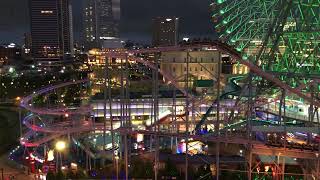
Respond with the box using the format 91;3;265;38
152;17;179;47
23;33;32;51
83;0;120;48
29;0;74;62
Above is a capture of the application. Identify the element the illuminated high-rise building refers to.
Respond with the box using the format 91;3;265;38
152;17;179;47
29;0;74;62
83;0;120;48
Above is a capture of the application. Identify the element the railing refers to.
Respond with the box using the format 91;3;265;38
264;104;318;122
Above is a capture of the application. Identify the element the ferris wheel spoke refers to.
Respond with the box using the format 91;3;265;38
213;0;320;90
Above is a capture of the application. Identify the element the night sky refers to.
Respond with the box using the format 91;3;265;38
0;0;215;44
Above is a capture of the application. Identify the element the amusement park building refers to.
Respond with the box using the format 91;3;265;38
160;47;249;87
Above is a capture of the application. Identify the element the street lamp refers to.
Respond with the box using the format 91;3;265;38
55;141;66;152
64;113;69;118
55;141;66;173
115;155;119;180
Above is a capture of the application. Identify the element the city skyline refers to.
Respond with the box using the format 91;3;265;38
0;0;215;44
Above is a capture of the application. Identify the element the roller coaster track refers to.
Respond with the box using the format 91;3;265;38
96;42;320;107
20;79;90;115
20;43;319;119
19;43;320;159
195;76;243;132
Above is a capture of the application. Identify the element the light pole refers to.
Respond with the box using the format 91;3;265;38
316;153;319;180
55;140;66;172
115;155;119;180
1;168;4;180
0;73;2;102
18;105;22;138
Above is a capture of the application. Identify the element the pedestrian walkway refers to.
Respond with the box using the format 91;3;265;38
0;154;34;180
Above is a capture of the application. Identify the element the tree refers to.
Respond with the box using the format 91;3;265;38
76;170;87;179
159;159;180;179
130;159;154;179
66;170;87;179
144;160;154;178
64;86;81;105
48;94;58;105
194;164;213;180
56;169;65;180
33;95;45;106
46;171;55;180
66;170;75;179
164;159;179;177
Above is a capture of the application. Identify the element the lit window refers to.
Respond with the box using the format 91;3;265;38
41;10;53;14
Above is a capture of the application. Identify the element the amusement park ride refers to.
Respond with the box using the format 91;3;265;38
14;0;320;179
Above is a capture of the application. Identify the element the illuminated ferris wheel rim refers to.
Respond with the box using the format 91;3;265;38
211;0;320;48
211;0;320;97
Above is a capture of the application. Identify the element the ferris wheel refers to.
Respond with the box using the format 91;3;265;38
211;0;320;89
